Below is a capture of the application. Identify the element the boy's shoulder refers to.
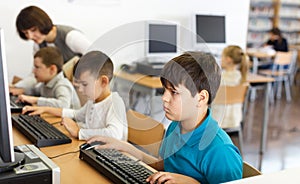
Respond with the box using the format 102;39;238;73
47;72;74;88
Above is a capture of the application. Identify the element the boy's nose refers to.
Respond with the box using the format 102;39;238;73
26;31;34;40
77;85;84;93
162;91;170;102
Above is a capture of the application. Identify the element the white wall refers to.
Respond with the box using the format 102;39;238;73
0;0;250;81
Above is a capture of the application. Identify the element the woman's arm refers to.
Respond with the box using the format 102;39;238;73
65;30;91;54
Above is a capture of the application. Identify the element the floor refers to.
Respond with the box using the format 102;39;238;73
242;76;300;174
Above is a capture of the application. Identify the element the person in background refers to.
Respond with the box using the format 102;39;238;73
11;5;91;95
258;27;289;70
17;46;81;109
211;45;249;131
22;51;128;141
86;52;243;184
265;27;288;52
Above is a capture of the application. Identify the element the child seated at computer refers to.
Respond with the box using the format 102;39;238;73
12;46;80;109
22;51;128;141
86;51;243;184
211;45;249;129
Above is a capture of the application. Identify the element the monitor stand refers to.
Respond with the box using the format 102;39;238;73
0;152;25;173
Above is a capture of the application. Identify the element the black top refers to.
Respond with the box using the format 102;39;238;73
266;38;288;52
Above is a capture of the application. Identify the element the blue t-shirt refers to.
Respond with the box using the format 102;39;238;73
159;109;243;184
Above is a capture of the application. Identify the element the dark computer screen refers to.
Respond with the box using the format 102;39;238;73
0;28;15;163
148;23;177;54
195;14;226;43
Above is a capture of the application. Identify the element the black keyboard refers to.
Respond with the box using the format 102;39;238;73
11;114;72;147
10;95;30;113
79;148;154;184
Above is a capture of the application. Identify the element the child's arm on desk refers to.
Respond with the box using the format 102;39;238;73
22;105;63;117
87;136;163;171
18;94;38;105
61;117;79;138
88;136;200;184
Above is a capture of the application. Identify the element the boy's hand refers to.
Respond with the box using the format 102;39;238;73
18;94;38;104
146;172;200;184
87;136;129;152
22;106;46;116
61;117;79;138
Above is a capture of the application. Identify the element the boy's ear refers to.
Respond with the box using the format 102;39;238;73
197;90;209;106
49;64;58;75
99;75;110;86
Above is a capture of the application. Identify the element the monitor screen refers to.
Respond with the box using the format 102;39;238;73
0;28;15;163
145;21;178;60
195;14;226;44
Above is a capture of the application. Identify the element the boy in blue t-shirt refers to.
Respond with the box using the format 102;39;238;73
88;51;243;184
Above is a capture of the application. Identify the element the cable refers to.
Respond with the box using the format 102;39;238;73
48;150;80;159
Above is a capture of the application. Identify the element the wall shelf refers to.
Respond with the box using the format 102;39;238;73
247;0;300;47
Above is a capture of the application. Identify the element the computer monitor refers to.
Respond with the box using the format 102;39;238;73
192;14;226;53
145;21;179;62
0;28;24;173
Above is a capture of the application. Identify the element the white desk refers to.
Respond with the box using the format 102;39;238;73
247;48;276;74
224;167;300;184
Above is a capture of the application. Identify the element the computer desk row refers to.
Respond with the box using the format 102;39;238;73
13;114;300;184
12;114;112;183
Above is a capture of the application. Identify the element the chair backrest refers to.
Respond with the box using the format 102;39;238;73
213;83;249;105
273;51;293;66
62;56;80;82
242;161;262;178
11;75;22;85
126;109;165;157
273;50;298;74
62;56;88;106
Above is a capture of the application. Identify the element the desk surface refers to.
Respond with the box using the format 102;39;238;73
115;70;274;87
225;167;300;184
13;115;112;184
114;70;162;89
247;48;276;58
247;73;274;83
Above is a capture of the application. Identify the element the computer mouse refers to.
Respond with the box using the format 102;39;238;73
80;141;104;150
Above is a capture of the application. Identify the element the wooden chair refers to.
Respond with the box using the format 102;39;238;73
259;50;298;102
12;75;22;84
212;83;249;153
242;161;262;178
126;109;165;157
62;56;80;82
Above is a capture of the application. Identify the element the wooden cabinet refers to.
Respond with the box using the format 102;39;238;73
247;0;300;47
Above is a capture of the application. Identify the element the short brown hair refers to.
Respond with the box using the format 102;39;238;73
16;6;53;40
34;47;63;73
160;51;221;104
74;51;114;81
